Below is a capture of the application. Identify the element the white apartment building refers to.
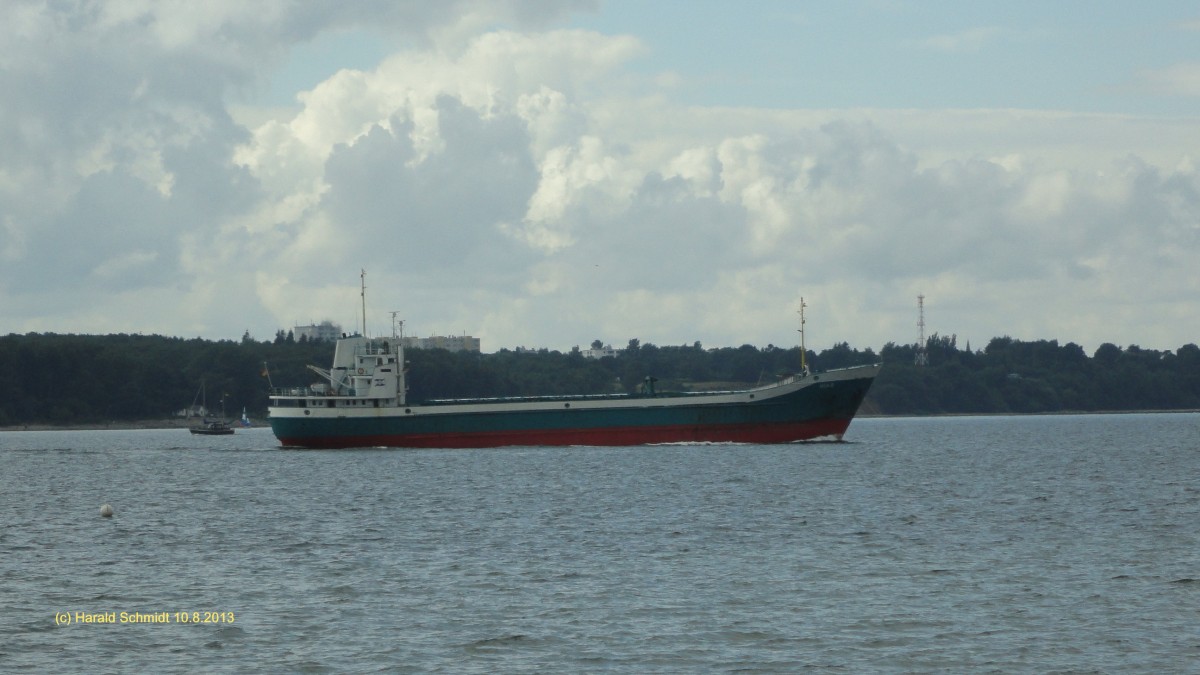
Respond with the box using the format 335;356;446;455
294;320;343;342
402;335;482;353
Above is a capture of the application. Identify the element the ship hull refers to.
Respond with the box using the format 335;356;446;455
269;363;879;449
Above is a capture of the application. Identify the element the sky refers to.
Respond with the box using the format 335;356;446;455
2;1;1198;355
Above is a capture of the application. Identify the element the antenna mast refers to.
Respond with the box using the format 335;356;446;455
915;294;928;366
798;297;808;375
360;269;367;337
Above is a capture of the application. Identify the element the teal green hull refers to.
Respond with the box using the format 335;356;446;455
269;366;877;448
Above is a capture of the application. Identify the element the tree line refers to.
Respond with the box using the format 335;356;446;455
0;332;1197;426
871;334;1200;414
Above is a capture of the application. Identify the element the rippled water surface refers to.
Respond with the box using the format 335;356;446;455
3;414;1199;672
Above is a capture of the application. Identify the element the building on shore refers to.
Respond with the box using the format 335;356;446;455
295;320;343;342
295;320;480;352
402;334;481;353
581;344;618;359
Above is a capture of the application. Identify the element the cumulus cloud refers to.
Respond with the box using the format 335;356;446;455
0;0;591;336
1;1;1197;354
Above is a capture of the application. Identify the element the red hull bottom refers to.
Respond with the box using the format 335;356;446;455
277;417;854;449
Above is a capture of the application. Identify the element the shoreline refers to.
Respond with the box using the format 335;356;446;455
0;418;263;432
3;409;1197;433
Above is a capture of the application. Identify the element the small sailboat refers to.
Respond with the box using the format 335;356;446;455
189;383;234;435
191;417;234;436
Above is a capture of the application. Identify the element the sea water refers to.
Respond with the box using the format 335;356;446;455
2;414;1198;673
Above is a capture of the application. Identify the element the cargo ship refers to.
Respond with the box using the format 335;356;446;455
266;327;879;449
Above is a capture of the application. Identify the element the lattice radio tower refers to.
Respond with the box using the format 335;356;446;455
915;294;928;366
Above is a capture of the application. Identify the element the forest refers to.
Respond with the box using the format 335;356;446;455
0;331;1198;427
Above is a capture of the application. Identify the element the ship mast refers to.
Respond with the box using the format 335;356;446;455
360;269;367;337
798;297;808;375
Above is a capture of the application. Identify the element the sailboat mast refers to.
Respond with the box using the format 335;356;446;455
360;269;367;337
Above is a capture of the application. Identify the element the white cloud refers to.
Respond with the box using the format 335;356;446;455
91;249;159;280
1;1;1198;356
914;26;1003;53
1139;62;1200;97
